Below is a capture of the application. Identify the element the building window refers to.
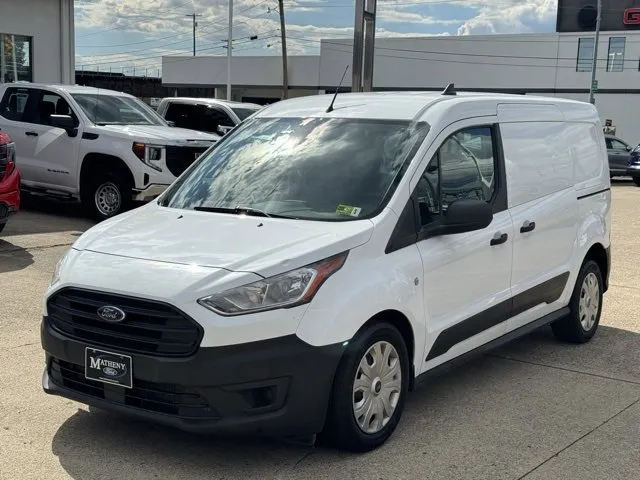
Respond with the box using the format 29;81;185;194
606;37;625;72
576;37;595;72
0;33;32;83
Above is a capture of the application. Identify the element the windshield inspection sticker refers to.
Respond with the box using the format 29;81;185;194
336;204;362;217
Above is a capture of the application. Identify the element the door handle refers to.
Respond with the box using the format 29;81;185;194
25;131;38;137
490;232;508;246
520;220;536;233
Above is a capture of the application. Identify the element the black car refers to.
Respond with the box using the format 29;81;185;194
605;135;633;178
627;144;640;186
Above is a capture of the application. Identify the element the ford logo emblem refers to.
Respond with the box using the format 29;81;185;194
97;305;126;323
102;367;119;376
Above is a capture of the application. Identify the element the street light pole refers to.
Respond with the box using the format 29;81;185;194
227;0;233;100
588;0;602;105
186;13;202;56
278;0;288;99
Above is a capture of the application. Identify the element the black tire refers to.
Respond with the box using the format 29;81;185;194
551;260;603;343
0;222;5;234
82;171;131;222
321;322;410;452
633;177;640;187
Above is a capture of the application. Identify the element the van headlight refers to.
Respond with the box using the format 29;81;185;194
198;252;348;316
50;249;73;286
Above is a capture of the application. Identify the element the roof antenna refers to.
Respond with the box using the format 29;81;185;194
442;83;456;96
326;65;349;113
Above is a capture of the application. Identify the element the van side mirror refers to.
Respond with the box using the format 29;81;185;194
167;120;176;127
441;199;493;235
626;145;632;151
50;114;77;137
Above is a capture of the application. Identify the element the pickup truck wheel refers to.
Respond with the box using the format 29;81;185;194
83;173;131;221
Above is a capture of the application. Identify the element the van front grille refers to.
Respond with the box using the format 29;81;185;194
47;288;203;357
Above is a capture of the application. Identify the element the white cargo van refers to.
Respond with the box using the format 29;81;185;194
41;90;611;452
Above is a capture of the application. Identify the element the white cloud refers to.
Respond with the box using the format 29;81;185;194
377;8;463;26
74;0;560;71
457;0;557;35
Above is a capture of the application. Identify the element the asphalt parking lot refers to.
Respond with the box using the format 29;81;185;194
1;186;639;480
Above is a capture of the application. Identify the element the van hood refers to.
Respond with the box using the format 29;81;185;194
96;124;220;144
73;204;374;278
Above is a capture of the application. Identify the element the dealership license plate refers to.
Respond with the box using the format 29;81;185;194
85;347;133;389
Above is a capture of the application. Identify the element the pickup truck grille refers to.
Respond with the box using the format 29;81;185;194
47;288;203;357
166;146;210;177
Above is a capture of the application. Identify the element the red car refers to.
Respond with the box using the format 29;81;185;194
0;132;20;234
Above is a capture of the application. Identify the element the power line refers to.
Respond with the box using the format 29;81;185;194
77;12;277;64
77;33;279;70
117;35;281;73
76;0;273;42
286;35;635;70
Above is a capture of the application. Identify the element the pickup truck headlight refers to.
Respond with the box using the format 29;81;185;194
198;252;348;316
132;143;164;172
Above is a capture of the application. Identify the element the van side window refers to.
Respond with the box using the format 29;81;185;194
417;126;496;226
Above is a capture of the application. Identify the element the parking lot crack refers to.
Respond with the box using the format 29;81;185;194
517;398;640;480
0;242;74;255
487;354;640;386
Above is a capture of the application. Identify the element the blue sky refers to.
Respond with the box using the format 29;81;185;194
74;0;558;76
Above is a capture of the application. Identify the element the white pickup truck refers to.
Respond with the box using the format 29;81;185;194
156;97;261;136
0;83;219;220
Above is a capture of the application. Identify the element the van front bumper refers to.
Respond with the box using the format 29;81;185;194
41;319;344;437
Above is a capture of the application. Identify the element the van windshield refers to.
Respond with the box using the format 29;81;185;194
72;94;166;126
160;116;429;221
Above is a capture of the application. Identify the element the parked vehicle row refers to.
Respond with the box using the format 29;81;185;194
0;84;220;220
0;131;20;233
41;90;611;451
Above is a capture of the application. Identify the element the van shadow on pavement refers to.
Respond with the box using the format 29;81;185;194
50;325;640;480
0;240;34;273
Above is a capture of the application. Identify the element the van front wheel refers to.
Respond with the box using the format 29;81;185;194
322;322;409;452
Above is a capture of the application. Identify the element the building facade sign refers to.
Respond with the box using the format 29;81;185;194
557;0;640;32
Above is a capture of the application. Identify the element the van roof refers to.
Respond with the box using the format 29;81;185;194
256;91;596;122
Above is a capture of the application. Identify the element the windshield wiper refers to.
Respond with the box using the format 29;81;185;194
193;205;273;218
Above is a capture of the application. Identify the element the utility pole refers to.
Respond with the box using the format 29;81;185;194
588;0;601;105
277;0;289;99
352;0;377;92
186;13;202;56
227;0;233;100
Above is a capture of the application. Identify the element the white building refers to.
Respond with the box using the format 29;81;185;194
0;0;75;85
163;1;640;144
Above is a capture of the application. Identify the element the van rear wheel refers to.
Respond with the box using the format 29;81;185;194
551;260;603;343
322;322;409;452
